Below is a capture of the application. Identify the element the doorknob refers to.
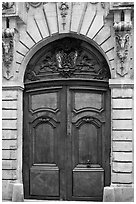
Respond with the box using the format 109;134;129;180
86;159;91;168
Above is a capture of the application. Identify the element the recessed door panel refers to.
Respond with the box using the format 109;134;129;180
73;167;104;198
30;166;59;196
33;122;54;164
79;123;98;164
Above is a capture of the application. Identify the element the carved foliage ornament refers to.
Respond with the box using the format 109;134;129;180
2;2;14;10
25;39;110;81
26;2;47;10
59;2;69;30
2;28;15;79
115;33;130;76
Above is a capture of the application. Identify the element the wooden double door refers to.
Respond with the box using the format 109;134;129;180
23;80;111;201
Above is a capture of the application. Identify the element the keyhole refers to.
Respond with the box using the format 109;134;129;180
6;17;9;28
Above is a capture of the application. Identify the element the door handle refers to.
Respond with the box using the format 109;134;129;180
86;159;91;168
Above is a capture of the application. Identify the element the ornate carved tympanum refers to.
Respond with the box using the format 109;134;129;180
25;38;110;82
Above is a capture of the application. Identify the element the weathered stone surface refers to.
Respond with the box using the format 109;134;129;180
19;30;35;49
112;109;132;119
112;88;133;98
112;130;132;140
2;110;17;119
103;186;115;202
12;183;24;202
2;160;17;170
2;101;17;109
34;9;49;38
112;173;132;184
2;130;17;139
113;141;132;152
113;152;132;162
2;170;17;180
2;120;17;129
112;99;132;109
2;140;17;150
2;180;15;200
26;15;42;43
113;162;132;173
103;186;134;202
114;187;134;202
80;3;96;35
44;3;58;35
112;119;132;130
2;90;18;100
2;150;17;160
87;14;104;39
71;3;86;33
94;25;111;45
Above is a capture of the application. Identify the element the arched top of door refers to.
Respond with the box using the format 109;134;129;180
24;36;111;84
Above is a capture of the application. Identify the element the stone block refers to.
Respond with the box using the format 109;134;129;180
2;120;17;129
2;90;18;100
113;152;132;162
35;10;49;38
16;52;24;64
101;37;115;54
114;187;134;202
112;98;132;109
2;150;17;160
12;183;24;202
112;88;133;98
103;186;115;202
19;30;35;50
2;160;17;170
112;109;132;119
80;3;96;35
105;49;115;61
2;130;17;139
112;130;132;140
2;169;17;180
94;25;111;45
2;140;17;150
2;180;15;200
87;14;104;39
2;109;17;119
44;3;58;35
2;100;17;109
113;141;132;152
112;173;132;184
26;15;42;43
103;186;134;202
112;120;132;130
113;162;132;173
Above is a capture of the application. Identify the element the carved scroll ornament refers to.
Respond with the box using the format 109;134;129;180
25;39;110;81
